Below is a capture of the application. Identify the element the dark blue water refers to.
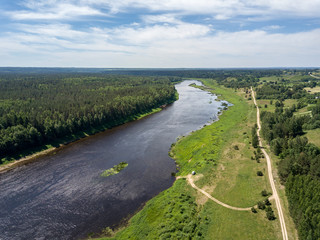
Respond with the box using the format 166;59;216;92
0;80;223;239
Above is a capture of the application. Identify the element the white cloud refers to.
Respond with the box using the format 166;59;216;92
90;0;320;18
142;14;182;24
1;0;320;67
113;23;211;44
0;20;319;67
8;0;320;21
262;25;283;31
10;2;105;20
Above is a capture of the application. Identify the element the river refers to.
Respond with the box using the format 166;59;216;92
0;80;224;239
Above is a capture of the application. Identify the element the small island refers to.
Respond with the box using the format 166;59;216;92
101;162;128;177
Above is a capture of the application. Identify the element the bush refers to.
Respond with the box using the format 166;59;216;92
266;206;276;220
257;171;263;176
265;198;271;206
261;189;268;196
251;207;257;213
257;201;266;210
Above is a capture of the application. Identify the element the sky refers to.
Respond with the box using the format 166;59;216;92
0;0;319;68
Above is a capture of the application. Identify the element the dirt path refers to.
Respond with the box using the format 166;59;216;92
186;175;252;211
309;73;320;79
177;175;276;212
251;87;288;240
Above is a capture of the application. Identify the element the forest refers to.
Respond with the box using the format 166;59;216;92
253;75;320;240
259;103;320;239
0;73;178;162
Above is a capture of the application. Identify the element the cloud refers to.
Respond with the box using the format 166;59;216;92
113;23;212;45
90;0;320;18
9;2;105;20
142;14;182;24
1;0;319;67
8;0;320;21
262;25;283;31
0;19;319;67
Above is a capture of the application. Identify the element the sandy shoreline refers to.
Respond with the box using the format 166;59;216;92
0;147;59;174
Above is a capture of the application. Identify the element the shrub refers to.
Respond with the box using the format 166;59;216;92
257;201;266;210
257;171;263;176
266;206;276;220
251;207;257;213
261;189;268;196
265;198;271;206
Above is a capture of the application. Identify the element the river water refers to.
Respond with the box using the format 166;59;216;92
0;80;223;240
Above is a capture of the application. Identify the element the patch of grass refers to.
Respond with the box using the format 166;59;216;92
133;108;162;120
98;180;203;240
101;162;128;177
304;86;320;94
257;100;276;112
259;76;281;82
202;200;280;240
305;129;320;147
257;99;296;114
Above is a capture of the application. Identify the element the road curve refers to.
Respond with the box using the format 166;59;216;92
186;175;252;211
251;87;289;240
309;73;320;79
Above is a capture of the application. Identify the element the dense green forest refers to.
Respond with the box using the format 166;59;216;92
260;103;320;239
254;76;320;240
0;73;178;162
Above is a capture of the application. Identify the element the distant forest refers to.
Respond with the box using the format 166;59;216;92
0;73;178;160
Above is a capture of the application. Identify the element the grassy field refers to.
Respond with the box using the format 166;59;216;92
259;74;306;83
95;80;284;240
304;86;320;94
305;129;320;147
256;99;297;114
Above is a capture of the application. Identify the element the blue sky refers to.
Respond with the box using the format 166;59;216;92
0;0;319;68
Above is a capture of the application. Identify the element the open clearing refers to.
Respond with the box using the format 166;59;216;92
304;86;320;94
305;128;320;147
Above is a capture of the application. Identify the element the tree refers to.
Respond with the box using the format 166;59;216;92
261;190;268;196
257;171;263;176
257;201;265;210
265;198;271;206
266;206;276;220
252;133;259;148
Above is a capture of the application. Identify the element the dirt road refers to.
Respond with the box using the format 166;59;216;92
186;175;252;211
251;87;288;240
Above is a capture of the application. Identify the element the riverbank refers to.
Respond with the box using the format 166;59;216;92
98;80;283;239
0;105;170;174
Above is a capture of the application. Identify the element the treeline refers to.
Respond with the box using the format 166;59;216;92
260;102;320;239
255;83;318;100
0;74;177;161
